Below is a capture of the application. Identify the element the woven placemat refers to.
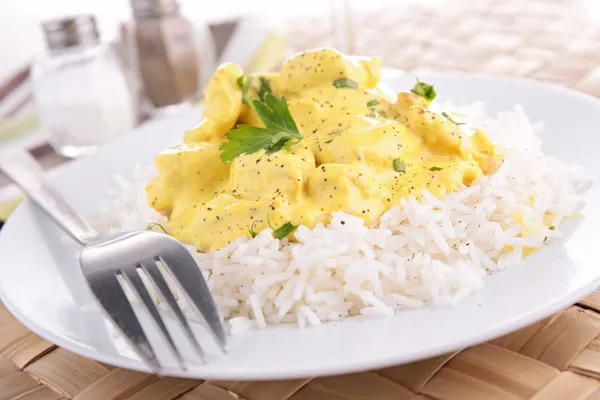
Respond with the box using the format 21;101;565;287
285;0;600;98
3;0;600;398
2;295;600;400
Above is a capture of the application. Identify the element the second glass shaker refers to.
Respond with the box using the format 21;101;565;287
125;0;216;116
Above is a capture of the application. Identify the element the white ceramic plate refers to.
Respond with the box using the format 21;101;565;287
1;71;599;380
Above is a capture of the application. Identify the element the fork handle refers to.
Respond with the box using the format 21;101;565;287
0;149;97;246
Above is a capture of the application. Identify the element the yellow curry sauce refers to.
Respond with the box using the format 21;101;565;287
146;48;500;250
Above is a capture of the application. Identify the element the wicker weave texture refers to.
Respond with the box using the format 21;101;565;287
2;296;600;399
3;0;600;398
285;0;600;98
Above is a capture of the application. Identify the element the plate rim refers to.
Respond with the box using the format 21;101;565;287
2;264;599;380
1;69;600;379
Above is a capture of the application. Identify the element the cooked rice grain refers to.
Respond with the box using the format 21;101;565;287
93;103;586;334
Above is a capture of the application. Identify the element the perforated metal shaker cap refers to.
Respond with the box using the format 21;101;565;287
42;15;100;52
130;0;179;20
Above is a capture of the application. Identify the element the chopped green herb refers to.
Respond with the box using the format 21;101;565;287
325;139;333;144
273;222;298;239
333;77;358;89
430;167;443;172
543;236;548;243
257;76;273;102
237;75;254;104
266;214;297;239
367;99;380;107
146;222;168;234
367;110;388;119
249;222;258;238
410;78;436;101
549;226;555;231
393;158;406;173
219;94;303;163
442;112;465;125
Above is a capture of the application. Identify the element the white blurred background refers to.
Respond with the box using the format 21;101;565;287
0;0;394;79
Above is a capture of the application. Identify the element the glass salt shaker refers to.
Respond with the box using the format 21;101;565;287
31;15;137;158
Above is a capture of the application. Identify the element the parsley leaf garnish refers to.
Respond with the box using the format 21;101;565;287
543;236;548;243
219;93;303;163
549;226;555;230
367;99;380;107
324;139;333;144
393;158;406;173
442;112;465;125
430;167;443;172
146;222;168;234
333;77;358;89
257;76;273;102
411;78;436;101
273;222;297;239
249;221;258;238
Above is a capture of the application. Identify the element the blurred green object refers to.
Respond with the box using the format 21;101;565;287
0;196;23;222
245;32;287;74
0;114;40;145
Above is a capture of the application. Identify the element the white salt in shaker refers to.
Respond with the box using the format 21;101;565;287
31;15;137;158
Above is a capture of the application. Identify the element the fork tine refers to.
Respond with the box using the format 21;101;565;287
140;258;206;361
158;249;227;351
85;274;161;373
120;267;185;369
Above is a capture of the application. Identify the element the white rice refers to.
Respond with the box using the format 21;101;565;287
93;103;587;334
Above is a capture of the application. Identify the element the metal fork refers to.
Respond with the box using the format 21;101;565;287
0;150;226;373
